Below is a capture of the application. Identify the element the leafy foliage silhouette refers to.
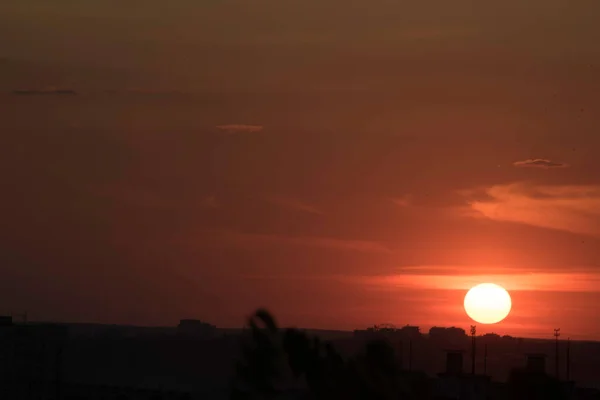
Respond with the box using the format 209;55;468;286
231;309;287;399
230;309;408;400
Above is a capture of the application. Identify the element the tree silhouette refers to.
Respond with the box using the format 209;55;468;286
282;328;347;399
231;309;408;400
348;339;403;400
230;309;289;399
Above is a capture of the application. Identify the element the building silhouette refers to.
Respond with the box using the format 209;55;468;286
176;320;217;338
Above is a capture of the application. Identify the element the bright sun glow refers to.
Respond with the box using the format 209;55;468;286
464;283;512;324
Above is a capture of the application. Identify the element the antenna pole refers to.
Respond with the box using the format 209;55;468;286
408;339;413;371
554;328;561;380
566;338;571;381
470;325;477;375
484;344;488;375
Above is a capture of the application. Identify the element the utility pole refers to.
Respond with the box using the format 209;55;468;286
408;339;413;371
56;344;63;400
470;325;476;375
566;338;571;381
554;328;560;380
484;344;488;375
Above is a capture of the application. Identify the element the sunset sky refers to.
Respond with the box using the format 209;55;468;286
1;0;600;339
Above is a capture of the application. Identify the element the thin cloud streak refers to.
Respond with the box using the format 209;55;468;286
215;124;264;133
391;195;412;207
265;196;323;215
202;231;393;254
360;272;600;293
12;88;77;95
389;265;596;275
513;159;569;169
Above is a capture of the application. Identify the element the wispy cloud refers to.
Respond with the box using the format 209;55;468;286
391;195;412;207
513;159;569;169
360;271;600;293
216;124;263;134
464;183;600;236
204;231;392;254
105;88;188;96
12;88;77;95
401;27;473;40
265;196;323;215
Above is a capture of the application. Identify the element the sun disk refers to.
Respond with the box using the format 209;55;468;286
464;283;512;324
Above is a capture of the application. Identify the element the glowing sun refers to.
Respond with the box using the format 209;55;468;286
464;283;512;324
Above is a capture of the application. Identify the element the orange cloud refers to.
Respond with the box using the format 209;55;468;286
391;195;412;207
513;159;569;169
465;183;600;236
362;271;600;293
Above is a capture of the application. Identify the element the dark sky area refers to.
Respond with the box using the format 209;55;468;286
1;0;600;339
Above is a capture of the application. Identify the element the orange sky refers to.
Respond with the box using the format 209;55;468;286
1;0;600;340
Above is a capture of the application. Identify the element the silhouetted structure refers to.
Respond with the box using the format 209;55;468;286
408;339;413;371
507;367;570;400
2;309;599;400
429;327;467;346
177;319;216;338
554;328;560;379
436;350;491;400
566;338;571;382
400;325;421;338
470;325;477;375
483;344;488;376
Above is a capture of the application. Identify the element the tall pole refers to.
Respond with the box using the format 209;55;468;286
567;338;571;380
56;344;63;400
470;325;476;375
408;339;413;371
484;344;488;375
554;328;560;380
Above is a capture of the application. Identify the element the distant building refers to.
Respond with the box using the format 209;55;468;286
429;327;467;346
177;319;216;338
354;324;422;341
399;325;421;339
435;350;491;400
482;333;501;340
507;366;569;400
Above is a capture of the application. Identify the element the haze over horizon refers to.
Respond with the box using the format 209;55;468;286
2;0;600;340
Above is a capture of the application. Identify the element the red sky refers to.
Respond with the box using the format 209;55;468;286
1;0;600;340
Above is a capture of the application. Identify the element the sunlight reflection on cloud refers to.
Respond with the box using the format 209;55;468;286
464;183;600;237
